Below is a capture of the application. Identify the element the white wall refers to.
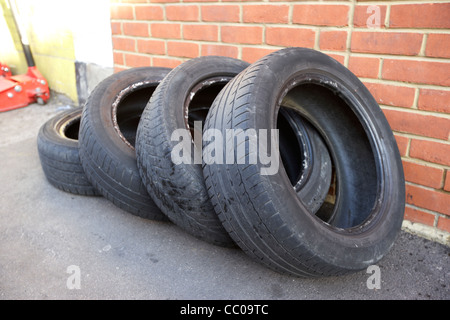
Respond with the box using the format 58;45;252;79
72;0;114;68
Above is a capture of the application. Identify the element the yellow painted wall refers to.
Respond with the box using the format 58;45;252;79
0;0;26;74
0;0;78;103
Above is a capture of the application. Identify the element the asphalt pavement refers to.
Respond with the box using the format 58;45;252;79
0;97;448;301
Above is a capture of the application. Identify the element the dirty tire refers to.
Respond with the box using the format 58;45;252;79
203;48;405;277
37;107;100;196
136;56;249;246
79;67;171;220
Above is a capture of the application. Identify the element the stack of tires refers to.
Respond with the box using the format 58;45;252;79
37;48;405;278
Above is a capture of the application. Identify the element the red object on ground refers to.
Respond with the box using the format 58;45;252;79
0;65;50;112
0;63;12;77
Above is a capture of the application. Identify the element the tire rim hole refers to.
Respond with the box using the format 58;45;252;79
281;81;379;231
114;84;157;149
62;116;81;140
277;107;309;187
278;107;334;217
185;77;232;141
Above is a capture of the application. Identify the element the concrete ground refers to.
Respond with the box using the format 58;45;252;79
0;96;449;300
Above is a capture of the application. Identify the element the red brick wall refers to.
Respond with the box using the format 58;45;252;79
110;0;450;236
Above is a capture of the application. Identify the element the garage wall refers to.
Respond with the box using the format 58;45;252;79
0;0;114;105
109;0;450;244
0;0;78;102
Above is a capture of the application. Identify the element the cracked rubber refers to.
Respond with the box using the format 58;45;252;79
136;56;250;247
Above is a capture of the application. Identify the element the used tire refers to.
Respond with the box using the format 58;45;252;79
136;56;249;246
37;107;100;196
79;67;171;220
203;48;405;277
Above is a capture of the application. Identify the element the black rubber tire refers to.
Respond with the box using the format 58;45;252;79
37;107;100;196
136;56;249;246
203;47;405;277
79;67;171;220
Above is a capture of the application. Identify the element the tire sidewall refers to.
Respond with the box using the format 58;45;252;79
37;107;100;196
81;67;171;168
139;57;250;198
155;56;250;161
39;108;81;151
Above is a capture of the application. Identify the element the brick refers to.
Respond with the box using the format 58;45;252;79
184;0;216;2
152;57;183;68
242;47;277;64
351;32;423;56
183;25;218;42
149;0;179;3
112;36;135;52
125;53;151;68
410;140;450;167
327;54;345;65
201;44;238;59
394;134;409;157
406;184;450;215
444;170;450;192
404;206;435;227
135;5;164;21
383;109;450;140
402;161;444;189
221;26;263;45
110;5;134;20
437;216;450;233
418;89;450;114
123;22;150;37
293;5;349;27
111;22;121;35
201;5;239;22
137;39;165;55
353;5;387;28
113;51;124;66
243;4;289;24
167;41;199;58
426;34;450;59
348;56;379;79
166;5;199;22
390;3;450;29
382;59;450;87
319;30;347;51
151;23;181;39
266;27;315;48
363;82;415;108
